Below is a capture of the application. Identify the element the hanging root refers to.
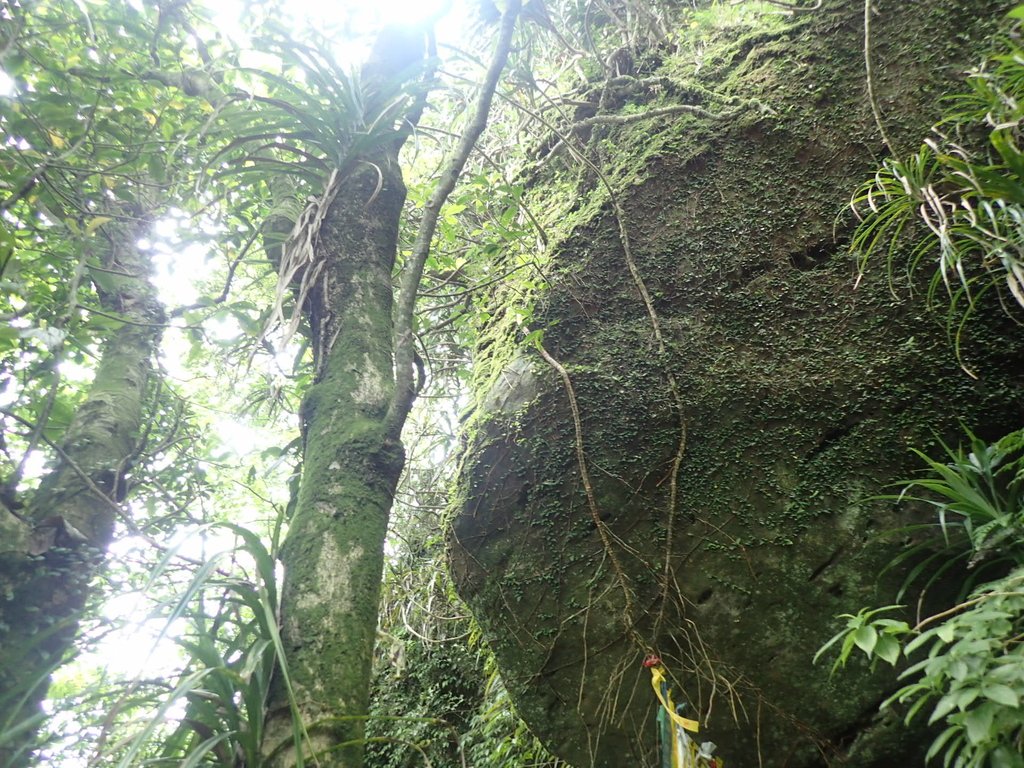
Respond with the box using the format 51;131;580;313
261;168;342;353
535;339;646;650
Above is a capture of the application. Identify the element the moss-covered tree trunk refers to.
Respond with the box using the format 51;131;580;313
0;218;164;765
260;13;521;762
259;22;428;758
261;149;408;767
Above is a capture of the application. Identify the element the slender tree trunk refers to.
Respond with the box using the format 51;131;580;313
259;21;441;766
0;218;164;765
261;146;408;767
262;13;519;762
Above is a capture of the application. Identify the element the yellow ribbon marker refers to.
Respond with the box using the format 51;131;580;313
649;664;700;733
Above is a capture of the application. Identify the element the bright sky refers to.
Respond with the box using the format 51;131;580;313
209;0;458;59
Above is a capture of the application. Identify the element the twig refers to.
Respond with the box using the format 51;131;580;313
79;305;184;329
864;0;895;154
913;589;1024;632
0;101;99;214
169;225;260;318
11;367;61;497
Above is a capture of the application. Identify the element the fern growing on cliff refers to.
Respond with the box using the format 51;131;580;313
850;4;1024;355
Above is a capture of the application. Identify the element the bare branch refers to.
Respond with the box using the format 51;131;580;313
387;0;522;438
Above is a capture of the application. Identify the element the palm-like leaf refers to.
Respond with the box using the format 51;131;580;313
107;522;310;767
851;24;1024;343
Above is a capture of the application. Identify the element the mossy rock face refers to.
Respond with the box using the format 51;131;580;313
449;1;1024;766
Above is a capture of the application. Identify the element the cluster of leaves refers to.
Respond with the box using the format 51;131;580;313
850;4;1024;356
367;628;483;768
458;658;564;768
817;428;1024;768
891;569;1024;768
824;11;1024;765
0;1;562;761
32;523;306;767
368;545;562;768
107;524;299;767
1;1;309;763
0;0;300;533
0;0;202;484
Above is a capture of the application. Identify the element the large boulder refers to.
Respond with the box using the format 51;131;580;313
449;1;1024;766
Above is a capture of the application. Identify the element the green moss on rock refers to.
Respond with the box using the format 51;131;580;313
450;1;1023;766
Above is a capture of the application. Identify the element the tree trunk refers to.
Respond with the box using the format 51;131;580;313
0;218;164;765
258;15;531;762
261;147;409;767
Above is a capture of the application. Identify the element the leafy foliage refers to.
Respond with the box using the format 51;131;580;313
902;429;1024;575
832;21;1024;759
29;523;309;767
892;569;1024;768
0;0;248;504
850;5;1024;354
123;523;296;768
458;659;564;768
2;0;562;763
202;23;424;190
818;428;1024;768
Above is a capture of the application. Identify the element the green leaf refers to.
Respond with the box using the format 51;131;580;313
990;745;1024;768
87;265;121;294
954;687;980;710
83;216;112;236
981;684;1020;708
853;624;878;656
874;634;901;666
963;704;995;745
0;219;15;263
931;694;960;723
925;725;961;762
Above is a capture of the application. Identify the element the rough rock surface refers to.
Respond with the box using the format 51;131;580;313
450;1;1024;766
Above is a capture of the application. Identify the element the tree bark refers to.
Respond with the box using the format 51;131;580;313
261;146;408;768
0;218;164;765
262;14;520;763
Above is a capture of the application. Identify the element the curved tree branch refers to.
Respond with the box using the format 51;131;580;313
387;0;522;439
